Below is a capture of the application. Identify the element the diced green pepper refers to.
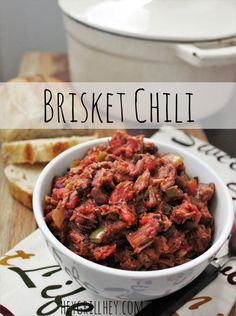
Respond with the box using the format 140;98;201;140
97;151;107;162
90;226;107;244
164;153;184;167
165;185;183;199
163;203;172;215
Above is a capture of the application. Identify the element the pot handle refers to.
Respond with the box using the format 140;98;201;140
176;43;236;67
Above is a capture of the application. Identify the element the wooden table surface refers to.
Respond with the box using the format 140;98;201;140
0;52;235;316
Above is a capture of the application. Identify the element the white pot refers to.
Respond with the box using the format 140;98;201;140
59;0;236;82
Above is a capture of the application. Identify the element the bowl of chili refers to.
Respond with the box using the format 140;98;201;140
33;132;234;301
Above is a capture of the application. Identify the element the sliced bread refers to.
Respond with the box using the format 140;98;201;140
0;75;116;142
0;129;98;143
2;135;97;164
4;164;45;209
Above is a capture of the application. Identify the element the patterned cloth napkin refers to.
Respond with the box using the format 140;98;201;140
0;129;235;316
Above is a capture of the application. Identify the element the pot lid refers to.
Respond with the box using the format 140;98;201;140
59;0;236;42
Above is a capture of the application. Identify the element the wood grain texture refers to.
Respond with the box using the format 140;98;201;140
0;157;36;255
18;52;70;81
0;52;234;316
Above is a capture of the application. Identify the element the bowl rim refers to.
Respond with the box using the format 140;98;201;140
33;136;234;278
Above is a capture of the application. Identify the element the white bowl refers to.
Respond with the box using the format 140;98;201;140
33;137;234;301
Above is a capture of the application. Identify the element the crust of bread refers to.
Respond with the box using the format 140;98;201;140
2;135;97;164
4;164;45;209
7;180;33;209
0;129;96;143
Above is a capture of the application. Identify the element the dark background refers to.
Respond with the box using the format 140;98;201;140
133;129;236;158
206;130;236;157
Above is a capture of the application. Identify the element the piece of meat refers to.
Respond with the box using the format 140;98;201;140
109;131;144;158
142;155;158;171
126;220;160;253
134;170;150;193
118;203;136;225
91;187;108;205
104;220;127;241
157;162;176;191
154;236;169;254
69;229;89;256
157;254;188;269
129;155;157;177
167;228;185;254
52;187;69;200
92;168;114;189
143;185;160;208
115;249;141;270
188;225;212;254
140;212;172;232
100;203;136;226
66;191;79;209
195;183;215;204
109;181;134;203
73;211;98;230
157;255;176;269
128;159;144;177
74;177;92;196
44;196;58;213
91;244;116;261
198;204;214;227
80;152;97;167
70;199;96;221
158;213;172;231
170;202;202;225
137;247;159;269
112;160;130;182
53;176;66;189
175;241;192;258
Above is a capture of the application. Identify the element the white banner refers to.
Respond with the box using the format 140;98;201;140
0;82;236;129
